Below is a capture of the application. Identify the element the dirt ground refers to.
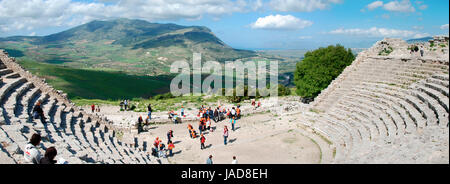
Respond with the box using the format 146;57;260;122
85;98;322;164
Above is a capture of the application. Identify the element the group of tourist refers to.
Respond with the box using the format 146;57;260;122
23;133;65;164
90;104;101;113
151;132;176;158
119;99;130;111
410;45;425;57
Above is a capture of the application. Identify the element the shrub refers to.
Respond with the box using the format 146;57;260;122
277;84;291;96
294;45;355;98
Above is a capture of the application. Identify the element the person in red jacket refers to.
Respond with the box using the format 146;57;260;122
91;104;95;113
200;133;206;150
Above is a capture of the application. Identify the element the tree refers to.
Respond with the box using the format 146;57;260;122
294;45;355;98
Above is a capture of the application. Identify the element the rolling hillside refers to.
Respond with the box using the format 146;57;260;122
0;18;257;75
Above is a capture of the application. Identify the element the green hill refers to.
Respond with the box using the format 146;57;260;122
0;18;256;75
18;59;172;100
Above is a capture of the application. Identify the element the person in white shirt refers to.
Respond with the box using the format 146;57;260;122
24;133;42;164
231;156;238;164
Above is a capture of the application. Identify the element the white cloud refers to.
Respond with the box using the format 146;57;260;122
365;0;416;12
269;0;342;12
367;1;383;10
383;0;415;12
329;27;423;38
418;5;427;10
250;14;313;30
413;33;430;38
299;36;313;39
0;0;249;34
412;25;423;30
29;32;36;36
441;24;449;30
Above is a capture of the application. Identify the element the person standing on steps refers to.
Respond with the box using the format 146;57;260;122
200;133;206;150
124;99;128;110
137;116;143;133
24;133;42;164
206;155;213;164
32;101;46;124
223;126;229;145
91;104;95;113
420;46;424;57
147;104;152;120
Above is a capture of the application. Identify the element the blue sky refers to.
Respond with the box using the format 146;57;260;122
0;0;448;49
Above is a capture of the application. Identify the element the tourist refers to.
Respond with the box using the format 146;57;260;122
188;124;193;138
213;108;219;122
236;107;241;119
32;101;46;124
136;116;143;133
181;105;184;117
96;105;100;112
154;137;161;151
119;100;124;110
207;117;212;132
223;126;229;145
168;110;175;120
40;147;57;164
91;104;95;113
145;116;150;125
231;107;236;119
206;155;213;164
159;144;166;158
168;141;175;157
167;130;173;144
24;133;42;164
200;133;206;150
257;101;261;109
147;104;152;120
198;120;204;135
231;156;238;164
208;107;214;121
124;99;128;110
420;46;424;57
230;116;236;131
173;114;179;124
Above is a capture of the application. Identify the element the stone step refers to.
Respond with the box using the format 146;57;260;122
344;94;406;135
361;82;438;127
335;100;382;140
352;92;417;133
416;83;449;112
411;89;449;127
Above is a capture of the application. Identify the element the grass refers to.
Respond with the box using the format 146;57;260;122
309;137;322;164
72;94;229;112
309;108;322;114
333;148;336;158
18;59;172;100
